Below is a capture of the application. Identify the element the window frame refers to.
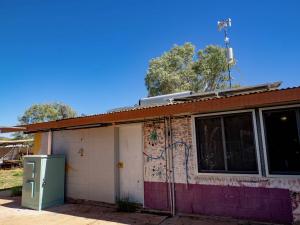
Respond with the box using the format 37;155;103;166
192;109;262;177
259;104;300;178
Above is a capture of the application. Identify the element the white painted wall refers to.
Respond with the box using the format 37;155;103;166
51;127;118;204
119;124;144;204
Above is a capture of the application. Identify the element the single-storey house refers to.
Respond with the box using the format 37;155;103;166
3;82;300;224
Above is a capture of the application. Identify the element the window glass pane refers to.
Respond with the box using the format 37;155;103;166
223;113;258;173
195;117;225;172
263;109;300;174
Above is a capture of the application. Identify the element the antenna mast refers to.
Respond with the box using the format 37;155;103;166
217;18;234;88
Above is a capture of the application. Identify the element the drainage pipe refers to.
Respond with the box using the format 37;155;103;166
164;118;172;215
168;116;176;216
165;117;173;215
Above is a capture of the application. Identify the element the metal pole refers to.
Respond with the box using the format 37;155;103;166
224;29;232;88
169;116;176;216
165;118;173;215
228;64;232;88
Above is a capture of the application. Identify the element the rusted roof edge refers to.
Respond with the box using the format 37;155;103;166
23;86;300;133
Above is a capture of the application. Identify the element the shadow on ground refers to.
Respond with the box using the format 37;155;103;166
0;197;287;225
0;196;167;225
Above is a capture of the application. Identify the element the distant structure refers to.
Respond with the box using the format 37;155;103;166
217;18;234;88
0;139;33;168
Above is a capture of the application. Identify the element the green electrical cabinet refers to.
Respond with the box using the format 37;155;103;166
22;155;65;210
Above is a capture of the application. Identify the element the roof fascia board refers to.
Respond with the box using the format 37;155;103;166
25;87;300;133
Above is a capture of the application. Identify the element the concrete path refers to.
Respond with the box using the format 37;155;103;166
0;197;166;225
0;197;281;225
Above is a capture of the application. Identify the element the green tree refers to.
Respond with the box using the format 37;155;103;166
145;43;235;96
145;43;196;96
19;103;77;125
193;45;231;92
13;103;77;139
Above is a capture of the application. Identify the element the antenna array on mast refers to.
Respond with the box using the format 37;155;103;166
217;18;234;88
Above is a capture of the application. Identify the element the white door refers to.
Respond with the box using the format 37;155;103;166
119;124;144;204
53;128;117;204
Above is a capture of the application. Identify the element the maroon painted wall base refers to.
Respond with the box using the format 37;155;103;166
144;181;293;224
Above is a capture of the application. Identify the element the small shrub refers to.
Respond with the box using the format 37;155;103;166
116;197;139;212
11;186;22;196
12;171;23;177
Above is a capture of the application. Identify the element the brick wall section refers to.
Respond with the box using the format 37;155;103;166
143;116;300;223
144;181;169;211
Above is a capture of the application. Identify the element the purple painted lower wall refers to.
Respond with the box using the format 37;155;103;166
144;182;293;224
144;181;170;211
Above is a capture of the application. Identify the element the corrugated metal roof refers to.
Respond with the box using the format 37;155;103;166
0;139;33;146
0;126;27;133
58;84;298;121
9;84;300;133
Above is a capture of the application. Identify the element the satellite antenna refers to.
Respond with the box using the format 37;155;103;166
217;18;234;88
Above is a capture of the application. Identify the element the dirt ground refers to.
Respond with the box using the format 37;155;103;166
0;197;285;225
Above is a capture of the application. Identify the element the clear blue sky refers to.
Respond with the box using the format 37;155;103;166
1;0;300;128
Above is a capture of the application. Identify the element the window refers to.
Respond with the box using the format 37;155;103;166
195;112;258;174
262;108;300;175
